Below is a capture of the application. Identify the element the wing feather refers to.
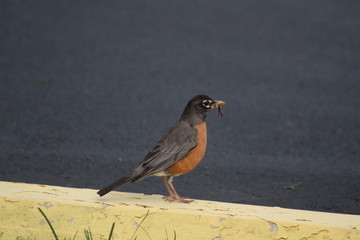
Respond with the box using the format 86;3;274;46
139;120;197;176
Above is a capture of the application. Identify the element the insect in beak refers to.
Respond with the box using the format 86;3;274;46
211;100;226;117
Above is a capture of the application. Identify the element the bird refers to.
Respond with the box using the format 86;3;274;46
97;94;226;203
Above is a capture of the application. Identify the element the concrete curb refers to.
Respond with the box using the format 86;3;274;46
0;181;359;239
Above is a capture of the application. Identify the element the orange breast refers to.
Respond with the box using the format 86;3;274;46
169;122;207;176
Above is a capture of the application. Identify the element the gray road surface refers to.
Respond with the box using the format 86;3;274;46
1;1;359;214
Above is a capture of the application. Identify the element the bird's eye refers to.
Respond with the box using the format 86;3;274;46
202;100;211;108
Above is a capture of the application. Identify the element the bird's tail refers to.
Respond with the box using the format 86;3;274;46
97;170;142;197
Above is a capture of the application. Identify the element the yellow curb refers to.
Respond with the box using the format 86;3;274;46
0;181;359;239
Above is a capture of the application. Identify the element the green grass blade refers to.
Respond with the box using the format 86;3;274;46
165;227;168;240
130;210;150;240
84;229;89;240
84;228;93;240
89;228;93;240
72;230;78;240
138;225;152;240
38;208;59;240
284;182;302;190
108;222;115;240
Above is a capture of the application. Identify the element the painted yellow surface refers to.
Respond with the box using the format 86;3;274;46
0;181;359;240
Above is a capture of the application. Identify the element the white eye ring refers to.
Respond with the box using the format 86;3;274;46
202;100;211;108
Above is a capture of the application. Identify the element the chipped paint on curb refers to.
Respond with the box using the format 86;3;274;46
0;181;359;239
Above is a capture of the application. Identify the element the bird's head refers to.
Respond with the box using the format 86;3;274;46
181;95;226;124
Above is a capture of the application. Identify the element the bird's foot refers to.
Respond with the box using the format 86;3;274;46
163;196;194;203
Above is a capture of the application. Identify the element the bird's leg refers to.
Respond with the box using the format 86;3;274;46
162;176;176;197
164;176;180;199
162;176;193;203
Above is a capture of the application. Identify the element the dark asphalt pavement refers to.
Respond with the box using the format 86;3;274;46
1;1;360;214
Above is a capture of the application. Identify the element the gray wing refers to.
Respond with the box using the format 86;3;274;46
136;120;197;177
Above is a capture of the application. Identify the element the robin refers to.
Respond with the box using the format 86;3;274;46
97;95;225;203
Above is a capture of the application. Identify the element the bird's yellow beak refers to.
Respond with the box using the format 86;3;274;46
210;100;226;109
